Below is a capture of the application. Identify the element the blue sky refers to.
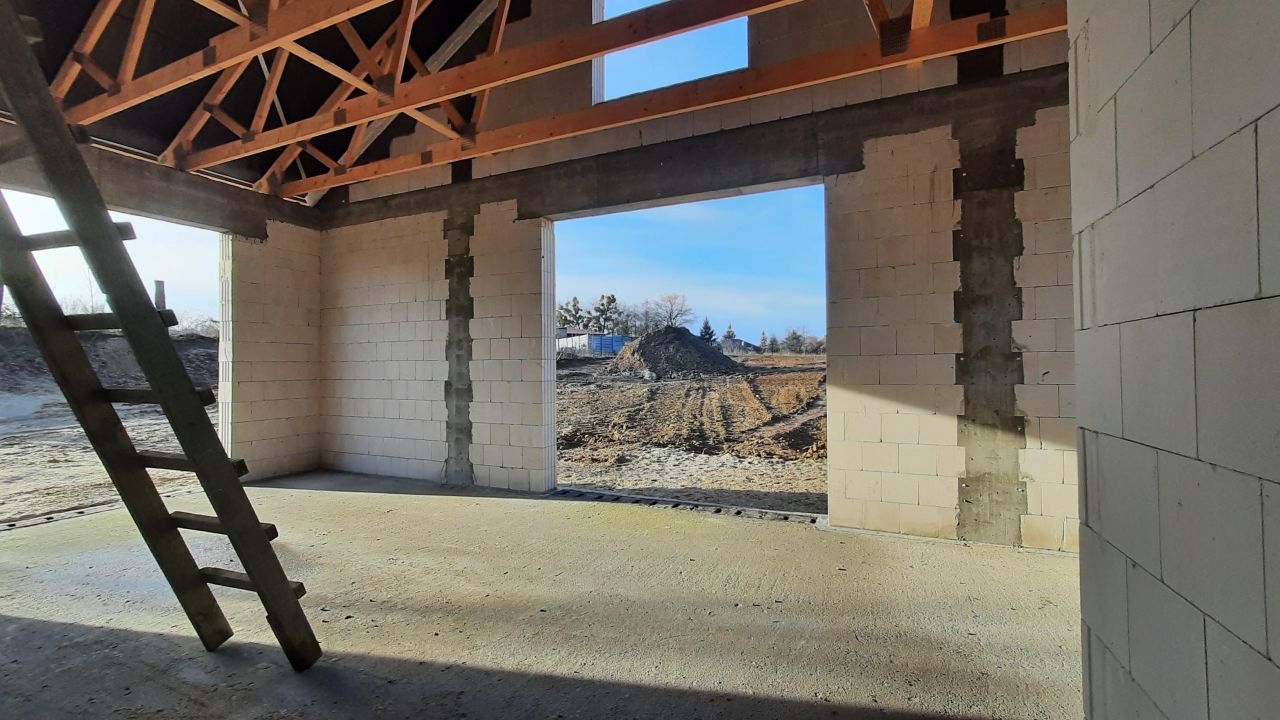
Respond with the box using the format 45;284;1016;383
1;190;221;319
556;186;826;339
2;2;826;334
558;1;826;339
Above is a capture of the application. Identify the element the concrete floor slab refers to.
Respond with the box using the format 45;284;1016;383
0;471;1081;719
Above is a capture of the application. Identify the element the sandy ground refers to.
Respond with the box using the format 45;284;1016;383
0;328;217;525
0;472;1084;719
557;355;828;513
0;396;206;525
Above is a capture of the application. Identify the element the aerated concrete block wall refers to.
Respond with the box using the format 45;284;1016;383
1014;106;1078;552
1072;0;1280;716
218;222;323;480
468;202;556;492
317;212;450;479
825;102;1075;547
825;126;967;539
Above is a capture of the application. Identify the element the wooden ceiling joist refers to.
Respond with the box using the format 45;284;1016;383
278;4;1067;197
251;49;289;135
159;60;253;165
911;0;935;28
253;0;437;189
469;0;513;132
181;0;805;171
50;0;124;101
62;0;399;125
117;0;157;84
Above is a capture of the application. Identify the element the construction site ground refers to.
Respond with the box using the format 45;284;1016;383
0;471;1083;719
557;354;828;513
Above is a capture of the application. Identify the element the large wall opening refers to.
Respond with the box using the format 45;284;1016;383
552;184;827;513
0;189;222;527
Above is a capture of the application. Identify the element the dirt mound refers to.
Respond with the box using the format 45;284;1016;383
0;326;218;392
607;326;741;379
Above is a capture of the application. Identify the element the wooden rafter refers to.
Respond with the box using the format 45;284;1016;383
911;0;934;28
182;0;805;171
863;0;889;29
251;49;289;134
251;0;445;189
278;4;1067;197
50;0;124;101
286;41;383;96
469;0;512;131
338;20;381;76
305;0;497;202
118;0;157;84
63;0;399;125
159;60;252;165
381;0;421;94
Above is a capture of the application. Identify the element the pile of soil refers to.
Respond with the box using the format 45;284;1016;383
0;326;218;392
607;326;741;379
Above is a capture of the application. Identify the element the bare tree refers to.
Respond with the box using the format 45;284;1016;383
646;293;695;328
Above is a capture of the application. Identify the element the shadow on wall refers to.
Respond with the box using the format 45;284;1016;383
0;612;994;720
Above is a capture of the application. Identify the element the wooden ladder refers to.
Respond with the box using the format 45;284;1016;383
0;1;321;670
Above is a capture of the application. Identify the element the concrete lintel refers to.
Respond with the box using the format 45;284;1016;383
321;66;1067;228
0;125;321;238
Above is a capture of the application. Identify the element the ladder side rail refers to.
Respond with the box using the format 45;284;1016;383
0;0;319;670
0;197;233;651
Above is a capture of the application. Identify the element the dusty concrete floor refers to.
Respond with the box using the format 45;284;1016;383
0;471;1082;719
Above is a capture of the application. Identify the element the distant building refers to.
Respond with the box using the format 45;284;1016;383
556;326;590;339
719;337;761;355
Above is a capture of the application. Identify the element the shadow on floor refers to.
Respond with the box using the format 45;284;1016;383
253;472;827;517
0;612;991;720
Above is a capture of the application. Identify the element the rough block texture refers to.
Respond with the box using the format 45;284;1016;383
825;126;963;540
1073;0;1280;715
219;223;322;480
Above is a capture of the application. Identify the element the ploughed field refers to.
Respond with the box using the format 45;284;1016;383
556;354;828;513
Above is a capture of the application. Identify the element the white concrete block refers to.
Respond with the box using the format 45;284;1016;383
1119;313;1196;455
1116;19;1192;202
1097;434;1161;572
1196;296;1280;483
1070;96;1117;232
1261;108;1280;296
1073;324;1120;435
1080;526;1129;665
1191;0;1280;151
1127;565;1208;720
1266;485;1280;660
1206;618;1280;720
1158;451;1267;652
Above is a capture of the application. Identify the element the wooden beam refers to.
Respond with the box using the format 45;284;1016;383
405;108;460;139
303;0;497;202
911;0;934;29
63;0;399;125
469;0;511;131
184;0;805;171
863;0;889;30
382;0;421;93
337;20;380;77
286;41;382;96
280;4;1067;197
250;0;436;189
76;53;119;94
158;60;252;165
50;0;124;101
190;0;255;26
118;0;157;83
251;49;289;134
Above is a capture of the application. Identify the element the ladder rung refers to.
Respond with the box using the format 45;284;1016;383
104;385;216;406
67;308;179;331
200;567;306;599
138;451;249;478
25;221;135;251
171;510;278;541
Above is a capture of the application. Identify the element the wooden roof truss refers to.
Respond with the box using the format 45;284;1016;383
45;0;1066;203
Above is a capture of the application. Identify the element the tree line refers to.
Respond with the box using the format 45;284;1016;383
557;292;825;354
